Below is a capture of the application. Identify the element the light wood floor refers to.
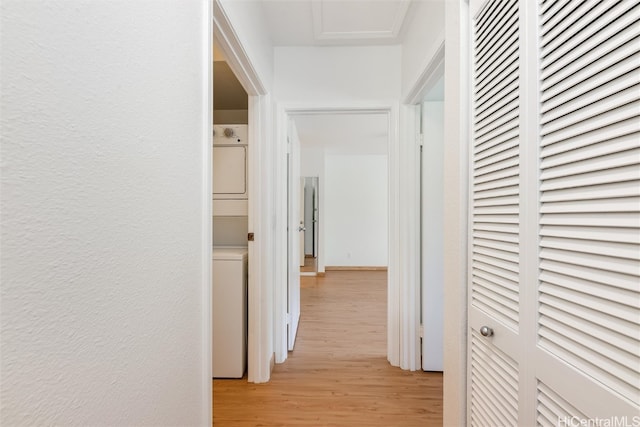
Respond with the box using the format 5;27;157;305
300;256;317;273
213;271;443;426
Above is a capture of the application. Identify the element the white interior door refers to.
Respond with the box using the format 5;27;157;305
287;123;301;351
314;179;319;258
300;177;305;267
421;101;444;371
468;1;640;425
534;0;640;420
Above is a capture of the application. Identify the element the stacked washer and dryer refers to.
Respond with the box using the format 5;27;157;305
212;124;249;378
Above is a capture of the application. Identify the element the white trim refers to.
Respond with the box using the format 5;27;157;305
201;1;213;424
519;0;541;422
443;0;470;425
273;102;402;367
404;39;445;105
311;0;411;42
249;94;275;383
388;102;400;367
398;104;422;370
213;0;272;384
274;103;288;363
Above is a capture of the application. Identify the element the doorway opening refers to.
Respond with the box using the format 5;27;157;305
405;42;445;373
300;176;319;275
212;9;271;383
276;107;395;363
211;38;250;381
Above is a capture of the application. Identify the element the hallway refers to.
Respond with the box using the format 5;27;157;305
213;271;442;426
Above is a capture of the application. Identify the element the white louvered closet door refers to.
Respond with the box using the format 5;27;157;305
468;0;640;425
535;0;640;423
469;0;522;425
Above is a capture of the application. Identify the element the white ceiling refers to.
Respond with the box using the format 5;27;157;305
261;0;412;46
293;113;388;155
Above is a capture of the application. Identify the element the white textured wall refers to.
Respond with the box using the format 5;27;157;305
401;1;445;100
325;155;388;267
274;46;401;103
0;1;211;425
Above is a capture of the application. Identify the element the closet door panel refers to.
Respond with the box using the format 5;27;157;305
536;0;640;418
468;0;523;424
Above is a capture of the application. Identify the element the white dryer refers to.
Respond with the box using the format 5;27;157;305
212;247;248;378
212;124;248;216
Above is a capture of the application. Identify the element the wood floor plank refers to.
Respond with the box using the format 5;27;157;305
213;271;443;426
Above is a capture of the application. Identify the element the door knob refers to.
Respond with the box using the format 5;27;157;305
480;326;494;337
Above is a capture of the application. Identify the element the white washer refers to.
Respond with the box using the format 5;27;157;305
212;247;248;378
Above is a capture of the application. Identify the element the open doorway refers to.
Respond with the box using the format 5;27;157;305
211;22;271;384
404;44;445;373
300;176;319;275
278;110;391;359
211;39;250;381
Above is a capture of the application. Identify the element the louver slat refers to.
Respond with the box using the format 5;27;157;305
539;0;640;407
472;0;520;337
470;331;519;427
537;381;588;427
470;1;522;424
541;1;638;67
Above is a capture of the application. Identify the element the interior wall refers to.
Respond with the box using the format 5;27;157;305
325;154;388;267
401;0;445;100
274;45;401;103
301;147;325;176
214;109;248;124
1;1;211;425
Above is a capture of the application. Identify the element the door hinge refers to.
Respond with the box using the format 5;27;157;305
419;133;424;147
419;324;424;338
286;313;292;325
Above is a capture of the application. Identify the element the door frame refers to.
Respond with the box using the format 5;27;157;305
400;40;446;373
273;102;405;366
213;0;273;384
442;1;471;425
285;121;301;351
401;0;471;421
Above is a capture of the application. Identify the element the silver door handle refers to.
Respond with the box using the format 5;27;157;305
298;226;306;232
480;326;493;337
